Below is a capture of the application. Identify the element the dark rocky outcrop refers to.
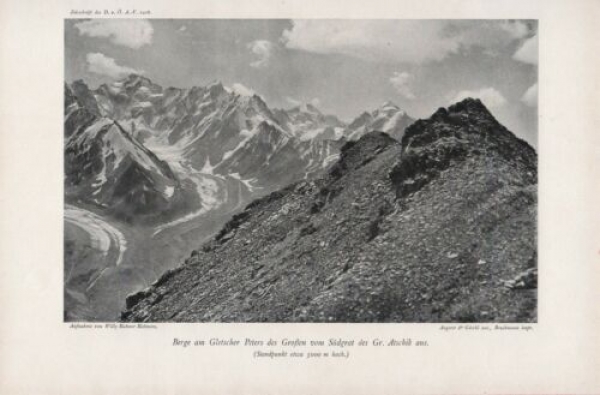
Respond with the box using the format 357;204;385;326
390;98;536;198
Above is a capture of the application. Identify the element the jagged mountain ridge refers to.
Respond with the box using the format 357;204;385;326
64;75;354;225
87;75;344;190
65;84;182;220
273;103;346;142
121;98;537;323
345;101;415;141
67;74;417;207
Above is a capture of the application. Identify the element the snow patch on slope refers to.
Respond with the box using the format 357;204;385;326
229;172;257;191
222;128;258;161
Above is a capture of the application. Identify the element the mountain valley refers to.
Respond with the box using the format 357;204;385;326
64;74;418;320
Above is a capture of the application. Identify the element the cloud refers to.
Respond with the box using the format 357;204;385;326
282;20;455;63
513;35;538;65
455;20;532;49
282;20;535;64
74;19;154;49
452;87;507;108
521;83;538;107
389;71;416;100
499;20;530;39
230;83;254;97
178;25;187;32
309;98;321;108
248;40;275;68
86;53;143;79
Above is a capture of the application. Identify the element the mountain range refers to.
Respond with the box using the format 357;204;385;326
120;98;538;323
65;74;413;224
65;82;181;220
65;75;537;323
64;74;423;321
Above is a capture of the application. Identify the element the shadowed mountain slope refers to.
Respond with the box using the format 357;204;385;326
121;98;537;323
65;84;181;221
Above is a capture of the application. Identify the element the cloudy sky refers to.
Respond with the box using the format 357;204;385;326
65;19;538;145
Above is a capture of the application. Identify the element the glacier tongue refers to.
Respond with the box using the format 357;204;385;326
65;204;127;266
67;76;398;230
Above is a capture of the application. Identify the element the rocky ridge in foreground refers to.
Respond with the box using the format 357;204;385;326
121;98;537;323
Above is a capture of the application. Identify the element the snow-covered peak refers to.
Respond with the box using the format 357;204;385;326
272;103;345;142
205;80;226;94
380;101;400;111
284;102;324;117
123;73;152;86
348;111;372;129
373;104;405;119
229;83;255;97
206;80;223;89
68;119;163;175
376;101;406;117
96;74;162;100
345;103;413;141
300;103;321;114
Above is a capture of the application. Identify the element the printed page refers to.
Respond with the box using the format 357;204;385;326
0;0;598;394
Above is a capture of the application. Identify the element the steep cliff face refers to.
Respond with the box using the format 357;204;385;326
121;99;537;323
64;84;181;221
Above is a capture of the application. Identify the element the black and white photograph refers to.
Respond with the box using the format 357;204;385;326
4;0;600;393
64;19;538;323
